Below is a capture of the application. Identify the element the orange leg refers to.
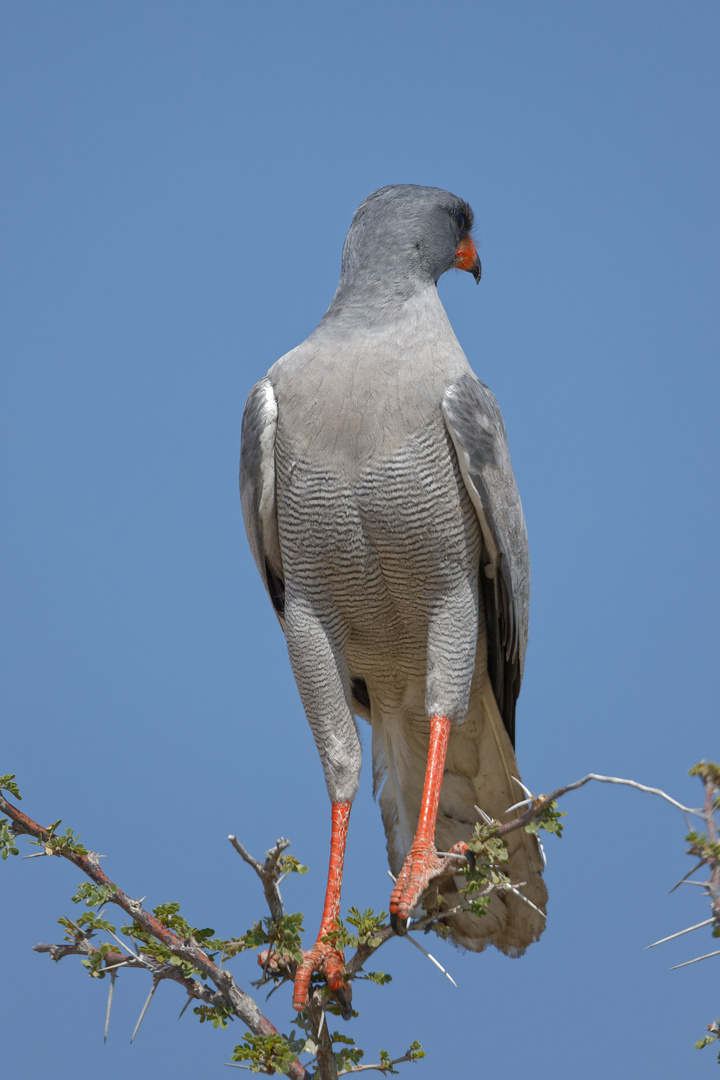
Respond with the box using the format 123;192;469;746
293;800;352;1015
389;715;466;929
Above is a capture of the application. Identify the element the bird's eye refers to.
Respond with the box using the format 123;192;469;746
454;211;466;232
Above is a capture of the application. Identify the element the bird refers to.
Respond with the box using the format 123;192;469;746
240;184;547;1015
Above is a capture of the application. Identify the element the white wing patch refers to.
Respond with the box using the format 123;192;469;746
239;376;283;603
256;380;280;560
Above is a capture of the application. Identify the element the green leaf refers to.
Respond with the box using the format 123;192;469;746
71;881;118;907
525;799;566;838
689;760;720;787
360;970;392;985
231;1031;305;1072
0;818;20;859
0;774;21;800
695;1018;719;1058
226;910;305;965
193;1001;235;1029
278;853;309;875
332;1031;363;1072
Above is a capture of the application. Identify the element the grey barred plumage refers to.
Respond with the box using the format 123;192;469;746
240;185;546;1004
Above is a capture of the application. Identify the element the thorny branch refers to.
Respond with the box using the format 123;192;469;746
495;772;706;838
2;762;718;1076
0;790;309;1080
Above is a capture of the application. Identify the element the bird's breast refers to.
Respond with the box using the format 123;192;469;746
274;413;481;658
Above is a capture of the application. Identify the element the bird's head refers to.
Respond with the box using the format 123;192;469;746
337;185;481;300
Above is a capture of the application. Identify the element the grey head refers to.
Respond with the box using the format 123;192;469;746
326;184;481;315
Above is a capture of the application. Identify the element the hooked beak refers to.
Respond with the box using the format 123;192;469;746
453;234;482;284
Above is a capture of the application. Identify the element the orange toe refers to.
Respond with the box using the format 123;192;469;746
389;840;468;927
292;939;348;1014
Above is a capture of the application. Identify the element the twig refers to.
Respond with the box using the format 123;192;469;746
348;1049;422;1074
228;835;290;924
497;773;705;840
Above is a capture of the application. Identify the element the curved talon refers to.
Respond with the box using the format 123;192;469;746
390;911;408;936
292;941;348;1014
334;985;353;1021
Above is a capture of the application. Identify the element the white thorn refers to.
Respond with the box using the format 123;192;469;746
178;995;193;1020
104;972;116;1043
387;869;397;884
539;840;547;867
317;1008;326;1038
473;805;495;826
505;798;533;814
99;960;131;974
405;934;457;987
130;982;157;1043
105;927;147;963
511;776;534;800
646;918;715;949
506;883;546;920
670;949;720;970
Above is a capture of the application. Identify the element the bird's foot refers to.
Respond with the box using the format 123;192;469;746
292;936;351;1019
389;840;469;933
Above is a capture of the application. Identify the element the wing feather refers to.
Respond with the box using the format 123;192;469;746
442;373;530;744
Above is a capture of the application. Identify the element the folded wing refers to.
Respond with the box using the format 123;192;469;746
442;372;530;745
239;377;285;623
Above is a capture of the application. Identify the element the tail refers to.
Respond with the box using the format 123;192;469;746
372;679;547;955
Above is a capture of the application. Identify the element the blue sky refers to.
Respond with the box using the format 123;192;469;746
1;2;718;1077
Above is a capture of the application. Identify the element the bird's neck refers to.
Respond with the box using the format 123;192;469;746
319;278;447;334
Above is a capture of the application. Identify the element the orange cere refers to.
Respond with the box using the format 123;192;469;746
454;233;479;271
